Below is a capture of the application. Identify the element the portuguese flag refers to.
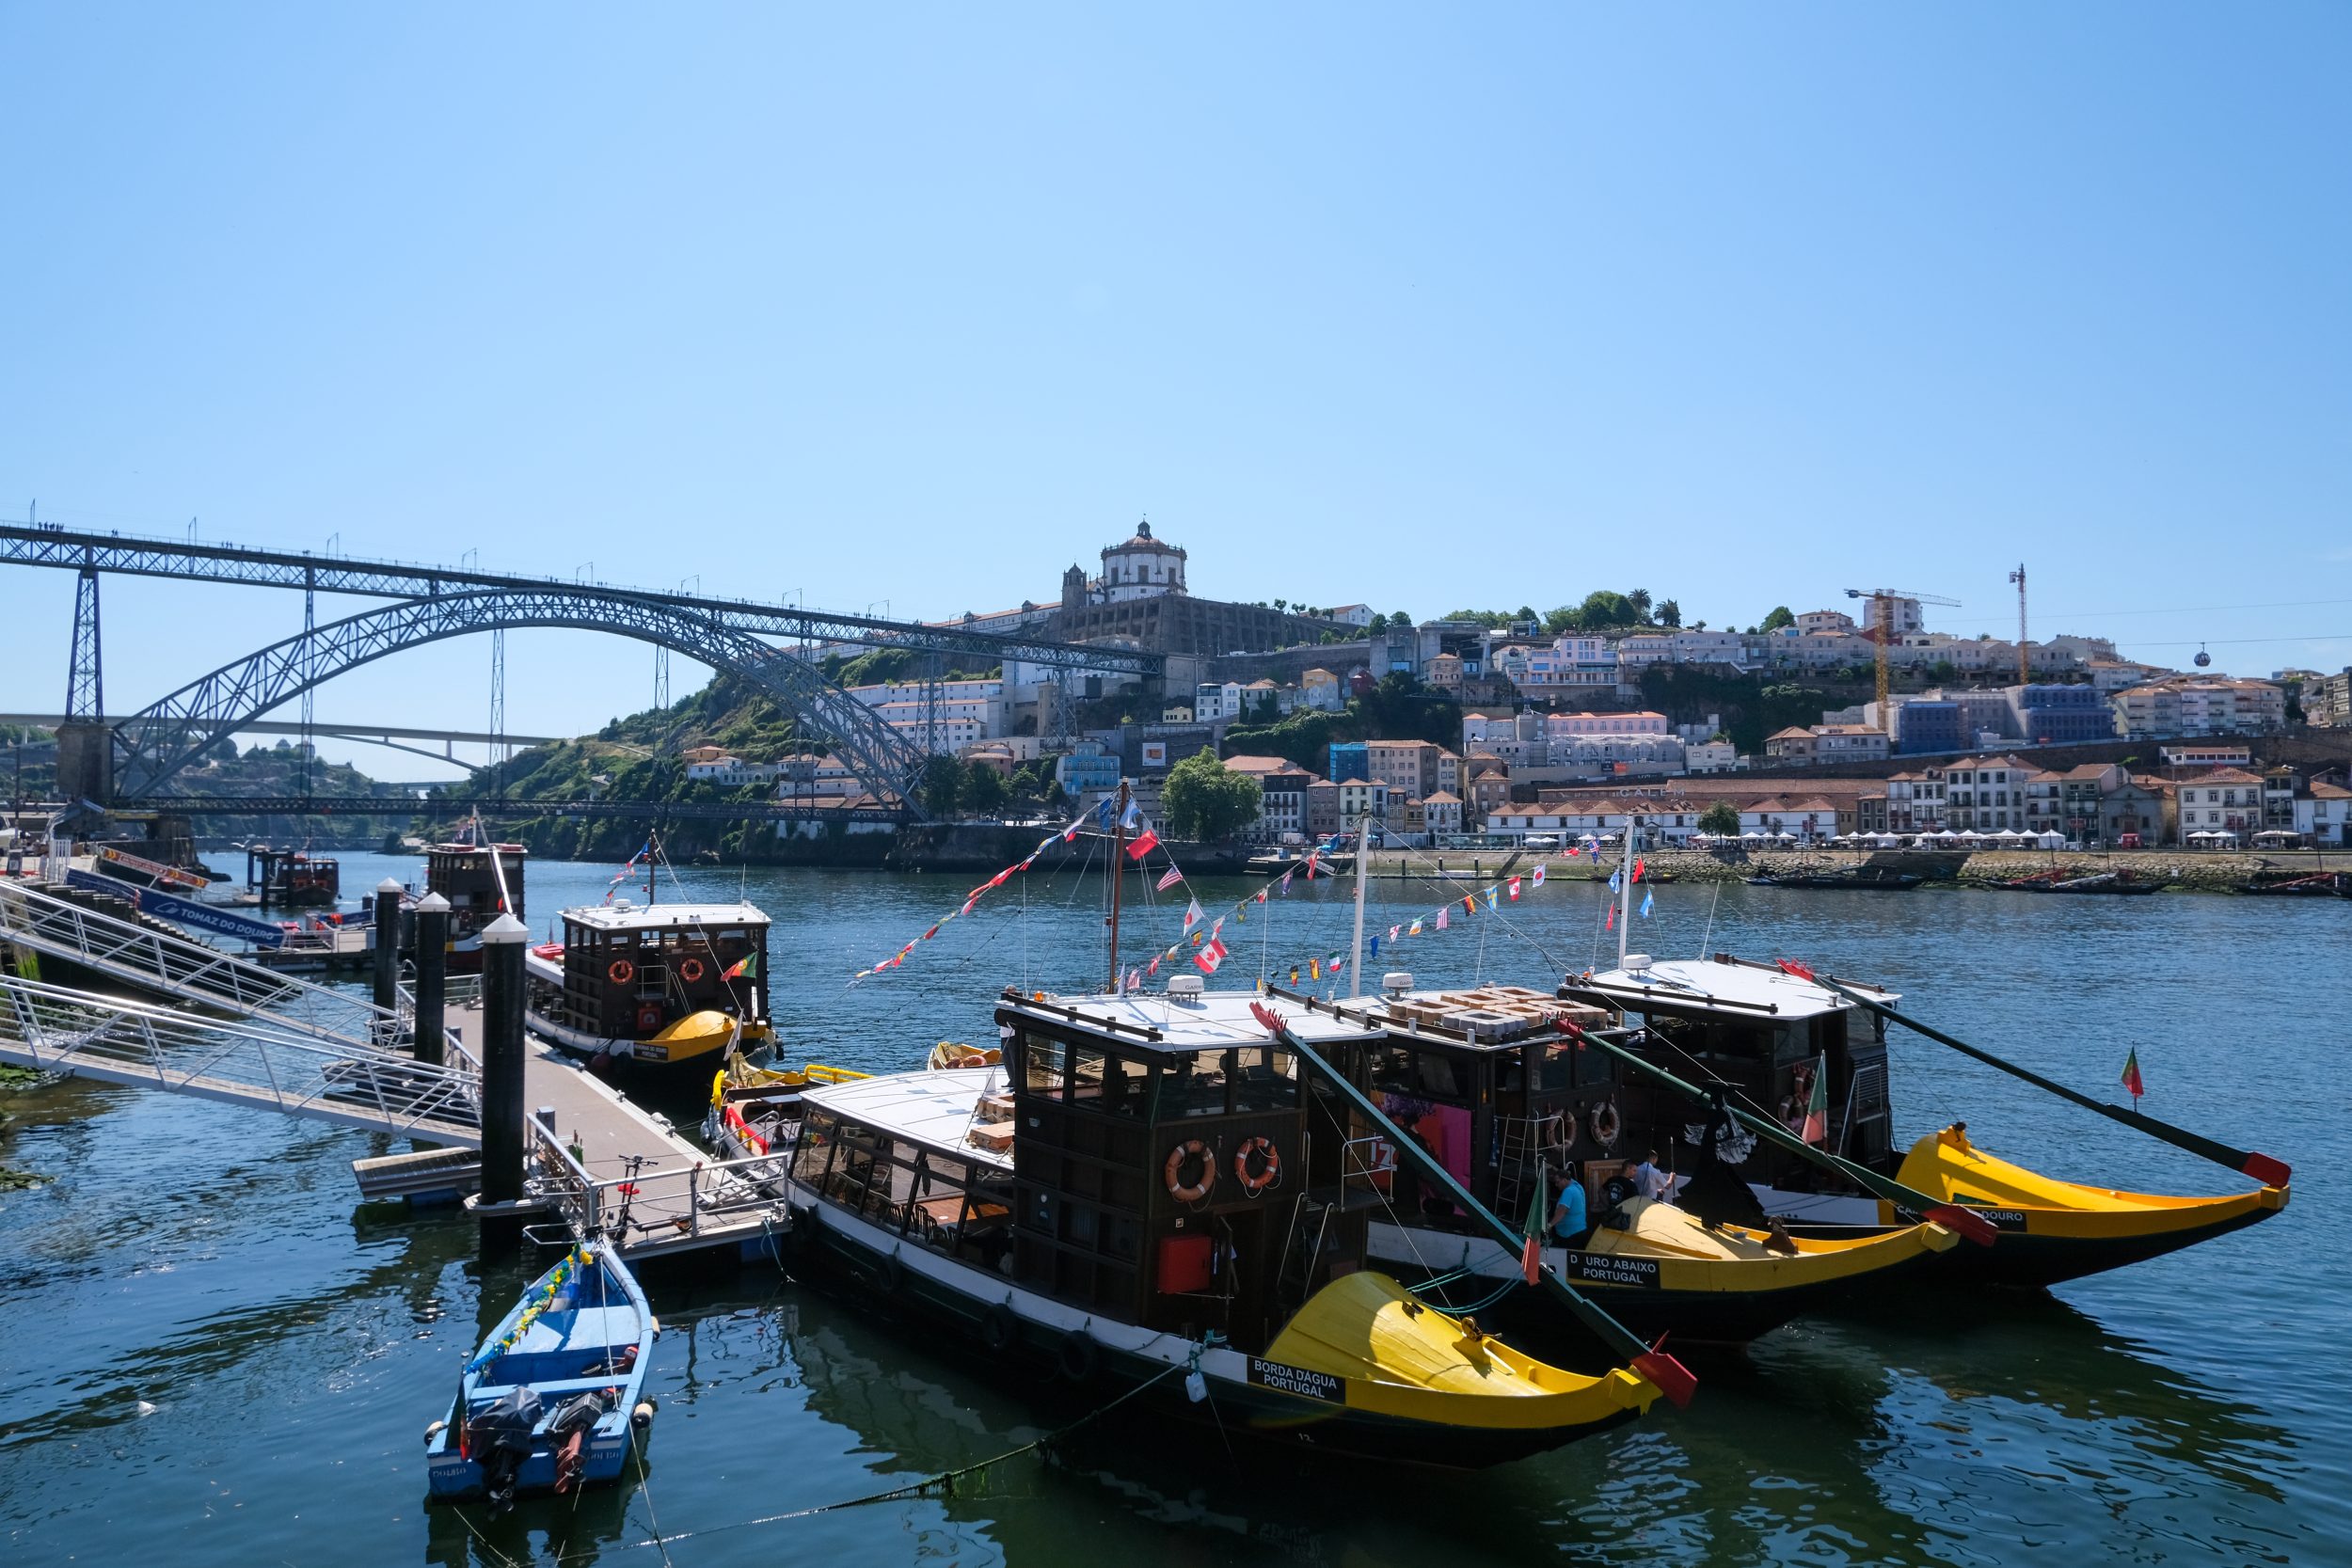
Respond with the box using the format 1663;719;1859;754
723;953;757;981
1800;1052;1828;1145
2121;1046;2144;1101
1520;1163;1548;1286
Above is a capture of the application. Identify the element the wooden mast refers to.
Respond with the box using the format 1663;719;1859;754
1105;780;1129;994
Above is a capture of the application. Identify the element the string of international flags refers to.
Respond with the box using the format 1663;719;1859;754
848;795;1659;987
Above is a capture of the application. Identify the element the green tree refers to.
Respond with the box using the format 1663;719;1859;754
1699;801;1740;836
1366;611;1390;631
1657;598;1681;627
961;763;1009;816
1759;606;1796;633
920;755;964;817
1161;748;1263;842
1628;588;1652;619
1542;604;1581;635
1391;610;1411;628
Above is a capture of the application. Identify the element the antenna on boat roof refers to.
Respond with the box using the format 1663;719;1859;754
1617;816;1638;972
1347;812;1371;1000
1106;780;1129;994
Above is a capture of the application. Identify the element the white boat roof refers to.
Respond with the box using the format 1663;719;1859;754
1005;987;1388;1055
1574;957;1898;1020
561;900;768;932
801;1068;1012;1171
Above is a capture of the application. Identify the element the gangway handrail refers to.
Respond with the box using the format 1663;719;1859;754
0;972;481;1142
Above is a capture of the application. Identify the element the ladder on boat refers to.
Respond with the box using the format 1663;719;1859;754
0;970;481;1144
1491;1113;1550;1225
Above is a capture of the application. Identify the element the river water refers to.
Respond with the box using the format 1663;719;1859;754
4;850;2346;1566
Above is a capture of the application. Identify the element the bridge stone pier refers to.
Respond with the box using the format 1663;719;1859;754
55;721;114;807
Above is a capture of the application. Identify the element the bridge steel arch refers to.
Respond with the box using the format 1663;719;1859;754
110;589;930;813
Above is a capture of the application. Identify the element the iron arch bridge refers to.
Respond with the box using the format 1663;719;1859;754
110;588;932;812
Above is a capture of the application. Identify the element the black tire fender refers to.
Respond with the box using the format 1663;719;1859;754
979;1301;1019;1354
1056;1329;1101;1384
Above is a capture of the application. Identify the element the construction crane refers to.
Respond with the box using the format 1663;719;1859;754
1845;586;1962;734
2008;563;2029;685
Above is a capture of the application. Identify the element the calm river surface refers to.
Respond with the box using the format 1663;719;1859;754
4;850;2348;1566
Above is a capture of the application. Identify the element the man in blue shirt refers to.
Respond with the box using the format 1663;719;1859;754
1548;1163;1590;1249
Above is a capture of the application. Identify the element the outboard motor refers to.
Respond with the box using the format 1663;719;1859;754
464;1386;543;1513
545;1388;615;1494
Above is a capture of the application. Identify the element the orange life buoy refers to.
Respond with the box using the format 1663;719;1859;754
1233;1136;1281;1196
678;957;707;984
609;958;635;986
1589;1099;1622;1148
1163;1139;1216;1203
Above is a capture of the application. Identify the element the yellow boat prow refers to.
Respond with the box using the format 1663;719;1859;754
1586;1196;1959;1291
645;1009;743;1065
1877;1126;2287;1282
1260;1271;1658;1433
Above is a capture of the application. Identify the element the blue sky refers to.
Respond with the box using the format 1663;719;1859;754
3;5;2344;778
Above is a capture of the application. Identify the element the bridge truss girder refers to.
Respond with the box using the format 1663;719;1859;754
110;589;931;813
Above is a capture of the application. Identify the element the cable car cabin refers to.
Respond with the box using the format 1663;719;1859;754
977;980;1406;1356
423;841;526;945
1271;982;1618;1230
1559;954;1899;1195
521;900;771;1071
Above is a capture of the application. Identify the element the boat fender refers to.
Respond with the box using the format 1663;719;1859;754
678;957;707;984
880;1251;908;1294
423;1418;447;1448
609;958;635;986
632;1396;659;1432
1588;1100;1622;1149
1163;1139;1217;1203
1232;1136;1282;1196
1056;1330;1101;1384
980;1302;1019;1354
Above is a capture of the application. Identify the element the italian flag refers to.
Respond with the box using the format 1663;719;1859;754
1520;1162;1548;1285
2121;1047;2144;1100
1800;1052;1828;1144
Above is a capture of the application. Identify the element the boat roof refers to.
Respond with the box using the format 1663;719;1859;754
562;900;768;932
1569;956;1898;1020
801;1068;1012;1171
1002;987;1387;1056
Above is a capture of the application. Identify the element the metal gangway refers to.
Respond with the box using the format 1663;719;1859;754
0;970;480;1144
0;879;472;1065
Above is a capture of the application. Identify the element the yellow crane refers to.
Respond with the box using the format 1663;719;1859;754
1845;586;1962;734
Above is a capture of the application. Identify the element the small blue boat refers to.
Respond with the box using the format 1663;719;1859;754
425;1243;659;1510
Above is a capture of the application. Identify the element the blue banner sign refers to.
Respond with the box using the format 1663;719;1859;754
65;869;288;948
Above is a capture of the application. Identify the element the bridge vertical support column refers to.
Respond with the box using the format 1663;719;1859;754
412;892;449;1066
476;912;531;1256
56;566;114;807
372;878;404;1015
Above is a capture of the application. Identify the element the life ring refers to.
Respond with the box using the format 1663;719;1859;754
1588;1099;1623;1149
1233;1136;1282;1196
979;1302;1019;1354
1056;1329;1101;1384
609;958;635;986
1163;1140;1216;1203
678;957;707;984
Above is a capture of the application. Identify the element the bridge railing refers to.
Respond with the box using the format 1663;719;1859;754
0;880;414;1053
0;972;480;1140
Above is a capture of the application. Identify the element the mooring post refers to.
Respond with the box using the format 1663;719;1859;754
412;892;449;1067
372;878;404;1014
477;912;531;1255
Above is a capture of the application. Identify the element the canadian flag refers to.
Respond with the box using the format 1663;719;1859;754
1507;876;1522;901
1195;936;1229;974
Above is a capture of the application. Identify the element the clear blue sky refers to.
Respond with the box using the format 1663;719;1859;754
4;5;2344;777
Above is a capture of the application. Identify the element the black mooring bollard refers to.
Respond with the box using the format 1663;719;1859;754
412;892;449;1067
476;912;531;1256
372;878;404;1016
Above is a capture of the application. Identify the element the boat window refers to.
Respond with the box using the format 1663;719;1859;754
1067;1046;1151;1117
1810;1011;1849;1059
1024;1034;1066;1097
792;1110;838;1185
1364;1044;1417;1097
1414;1051;1465;1101
1160;1050;1232;1117
1230;1046;1298;1114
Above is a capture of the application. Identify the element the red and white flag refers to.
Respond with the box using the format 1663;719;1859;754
1195;937;1229;974
1508;876;1522;901
1157;864;1184;891
1183;897;1204;932
1532;863;1547;886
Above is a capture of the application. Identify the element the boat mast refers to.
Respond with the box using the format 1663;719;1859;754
1347;812;1371;999
1105;780;1128;993
1617;813;1638;969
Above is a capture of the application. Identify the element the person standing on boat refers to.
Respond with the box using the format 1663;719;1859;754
1549;1164;1592;1249
1631;1148;1674;1203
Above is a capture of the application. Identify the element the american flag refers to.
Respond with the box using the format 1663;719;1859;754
1157;864;1183;891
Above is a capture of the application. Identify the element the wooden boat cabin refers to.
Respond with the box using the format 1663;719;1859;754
523;900;771;1069
424;840;527;939
1558;954;1901;1209
245;846;339;909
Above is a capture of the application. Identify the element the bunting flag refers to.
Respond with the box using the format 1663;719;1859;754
1388;925;1401;942
1126;967;1142;993
1254;887;1268;904
1801;1052;1829;1143
2121;1047;2145;1101
1484;886;1499;911
1158;864;1184;891
1608;869;1622;893
724;953;756;980
1437;907;1450;930
1279;870;1295;895
1304;852;1320;881
1369;935;1380;958
1126;827;1160;860
1196;937;1229;974
1640;888;1654;919
1606;903;1616;931
1508;876;1522;901
1148;955;1161;976
1520;1164;1548;1286
1184;897;1204;932
1463;894;1478;914
1634;857;1646;883
1120;797;1141;830
853;806;1095;979
1409;917;1423;936
1290;966;1300;986
1309;958;1321;981
1532;863;1547;886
